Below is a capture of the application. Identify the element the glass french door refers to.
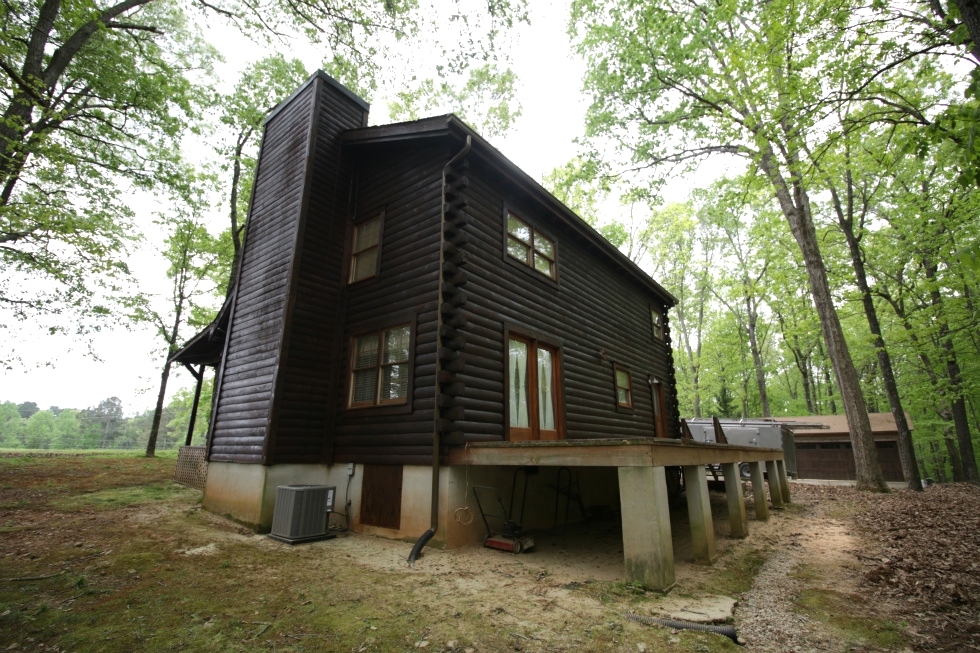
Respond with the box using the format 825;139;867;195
508;335;561;441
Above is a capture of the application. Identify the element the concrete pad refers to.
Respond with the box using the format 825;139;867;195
650;594;737;624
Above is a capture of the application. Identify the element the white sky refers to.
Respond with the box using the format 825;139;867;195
0;0;594;415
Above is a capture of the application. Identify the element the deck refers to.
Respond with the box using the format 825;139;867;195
450;438;791;591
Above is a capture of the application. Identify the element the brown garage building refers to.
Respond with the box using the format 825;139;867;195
776;413;909;482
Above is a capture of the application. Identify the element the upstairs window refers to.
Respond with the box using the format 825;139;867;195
651;308;664;341
350;215;381;283
349;324;411;407
614;364;633;409
507;213;556;280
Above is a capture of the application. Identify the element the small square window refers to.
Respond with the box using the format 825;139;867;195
350;216;381;283
349;324;411;407
507;212;556;280
614;364;632;409
651;308;664;341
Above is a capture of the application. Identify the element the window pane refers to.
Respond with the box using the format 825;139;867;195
616;369;630;389
534;234;554;259
652;309;663;340
617;387;630;405
382;325;410;364
354;334;379;370
352;247;378;282
354;217;381;251
381;364;409;401
533;252;554;277
507;237;530;264
537;348;555;431
352;369;377;404
509;339;529;428
507;214;531;244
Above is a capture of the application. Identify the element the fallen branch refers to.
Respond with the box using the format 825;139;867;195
5;570;66;582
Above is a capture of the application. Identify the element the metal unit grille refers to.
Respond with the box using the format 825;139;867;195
174;446;208;490
271;485;335;540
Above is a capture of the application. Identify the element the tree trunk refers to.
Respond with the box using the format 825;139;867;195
758;147;887;491
836;199;922;490
745;292;771;417
923;256;979;480
145;360;172;458
943;424;965;482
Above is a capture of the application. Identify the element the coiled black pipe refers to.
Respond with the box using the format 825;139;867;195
625;613;740;644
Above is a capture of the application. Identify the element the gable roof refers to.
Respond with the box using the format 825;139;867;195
342;114;678;307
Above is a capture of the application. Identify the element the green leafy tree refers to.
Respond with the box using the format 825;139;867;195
139;214;230;457
568;0;952;490
0;400;25;447
79;396;125;448
23;409;55;448
1;0;528;351
1;0;218;345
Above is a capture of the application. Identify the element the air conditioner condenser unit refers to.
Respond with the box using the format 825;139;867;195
269;485;336;544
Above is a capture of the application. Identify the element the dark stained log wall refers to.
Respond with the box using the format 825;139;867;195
331;144;445;464
208;74;368;464
456;155;678;443
271;79;369;465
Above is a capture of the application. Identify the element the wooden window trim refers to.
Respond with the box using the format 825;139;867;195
503;209;559;283
348;211;384;285
614;363;633;410
651;307;665;342
652;381;668;437
504;327;564;442
345;317;415;414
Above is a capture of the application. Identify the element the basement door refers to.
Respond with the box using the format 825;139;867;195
360;464;403;529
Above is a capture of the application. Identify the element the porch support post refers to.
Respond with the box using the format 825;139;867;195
183;363;205;447
618;466;675;591
682;464;716;564
766;460;785;508
722;462;748;538
750;462;769;521
776;459;791;503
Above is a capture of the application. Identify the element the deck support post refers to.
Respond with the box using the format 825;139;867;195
766;460;785;508
721;462;748;538
617;466;675;591
776;459;791;503
682;464;716;564
749;462;769;521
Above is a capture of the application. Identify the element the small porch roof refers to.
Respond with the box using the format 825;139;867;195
168;293;232;367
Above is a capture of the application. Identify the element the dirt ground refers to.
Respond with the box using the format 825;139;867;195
1;452;978;653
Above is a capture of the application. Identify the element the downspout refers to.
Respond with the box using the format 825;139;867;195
408;134;472;564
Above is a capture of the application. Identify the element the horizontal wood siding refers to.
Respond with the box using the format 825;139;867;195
458;158;676;444
332;145;444;464
272;81;369;464
209;83;316;463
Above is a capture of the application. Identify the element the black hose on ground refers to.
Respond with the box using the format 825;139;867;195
625;613;740;644
407;528;435;564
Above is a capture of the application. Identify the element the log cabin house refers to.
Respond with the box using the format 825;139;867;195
172;72;789;589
